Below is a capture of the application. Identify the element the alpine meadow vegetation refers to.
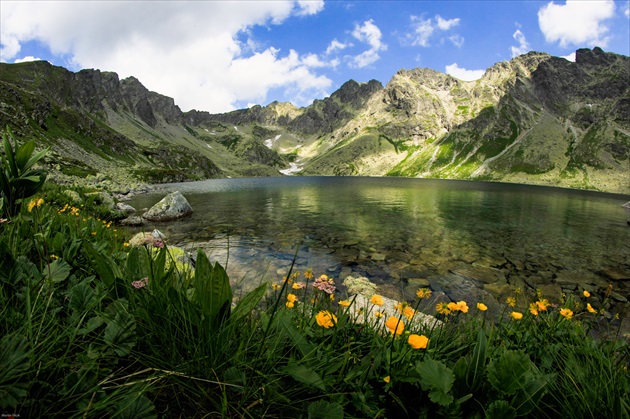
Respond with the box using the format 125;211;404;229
1;129;628;418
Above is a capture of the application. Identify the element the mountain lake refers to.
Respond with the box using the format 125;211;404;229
126;176;630;324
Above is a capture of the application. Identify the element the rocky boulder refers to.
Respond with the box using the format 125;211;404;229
142;191;192;221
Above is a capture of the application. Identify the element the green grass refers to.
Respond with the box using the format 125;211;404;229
1;170;629;417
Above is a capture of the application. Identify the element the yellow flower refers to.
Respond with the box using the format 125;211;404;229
477;302;488;311
371;295;384;306
583;290;591;298
385;316;404;335
123;242;129;247
403;306;415;320
436;302;451;316
286;301;295;309
447;302;458;311
338;300;351;307
27;200;37;212
456;301;469;313
529;303;539;316
287;293;298;303
292;282;302;289
383;376;391;383
586;303;597;314
511;311;523;320
506;296;516;307
271;283;281;290
536;299;549;311
304;269;314;280
330;293;335;301
374;311;384;318
416;288;432;299
559;308;573;319
408;334;429;349
315;310;337;328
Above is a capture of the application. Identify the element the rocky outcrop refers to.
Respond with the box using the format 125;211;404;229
142;191;193;221
0;47;627;193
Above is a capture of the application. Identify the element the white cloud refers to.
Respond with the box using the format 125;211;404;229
562;52;576;62
325;39;351;55
349;19;386;68
511;29;531;57
449;34;464;48
538;0;615;48
13;56;44;63
0;1;329;113
408;14;462;47
295;0;325;16
445;63;485;81
625;4;630;18
436;15;460;31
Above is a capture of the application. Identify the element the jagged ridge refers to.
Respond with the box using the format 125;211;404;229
0;47;627;193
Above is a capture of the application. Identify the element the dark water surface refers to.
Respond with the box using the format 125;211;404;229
127;177;630;297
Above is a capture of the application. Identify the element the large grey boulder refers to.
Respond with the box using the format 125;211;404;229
142;191;192;221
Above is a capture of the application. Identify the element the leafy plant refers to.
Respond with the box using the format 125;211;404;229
0;127;49;218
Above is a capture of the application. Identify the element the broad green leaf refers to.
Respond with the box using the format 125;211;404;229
193;248;232;326
470;328;488;389
284;360;326;391
487;350;534;396
277;312;315;358
69;281;96;313
512;374;554;416
45;258;71;283
83;241;121;287
113;394;157;419
230;282;266;324
23;147;49;172
0;334;30;409
2;129;17;177
308;400;344;419
417;358;455;406
103;300;136;357
485;400;516;419
125;246;151;281
15;141;35;170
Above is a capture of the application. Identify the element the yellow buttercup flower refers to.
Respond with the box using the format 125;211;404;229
315;310;337;328
529;303;539;316
286;293;298;303
586;303;597;314
383;376;391;383
286;301;295;308
559;308;573;319
447;302;458;311
536;299;549;312
338;300;351;307
416;288;432;299
456;301;469;313
403;306;415;320
371;295;384;306
511;311;523;320
374;311;384;318
27;200;36;212
272;283;281;290
477;302;488;311
506;296;516;307
385;316;404;335
436;302;451;316
583;290;591;298
408;334;429;349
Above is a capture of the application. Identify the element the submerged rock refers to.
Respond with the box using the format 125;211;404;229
120;216;144;226
143;191;193;221
116;202;136;214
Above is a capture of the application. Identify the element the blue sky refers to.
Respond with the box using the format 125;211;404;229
1;1;629;113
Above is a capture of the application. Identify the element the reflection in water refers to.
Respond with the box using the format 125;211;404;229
127;177;630;293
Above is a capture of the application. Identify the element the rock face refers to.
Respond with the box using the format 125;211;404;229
142;191;193;221
0;47;628;193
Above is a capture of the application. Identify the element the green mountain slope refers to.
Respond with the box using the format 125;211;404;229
0;47;627;193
